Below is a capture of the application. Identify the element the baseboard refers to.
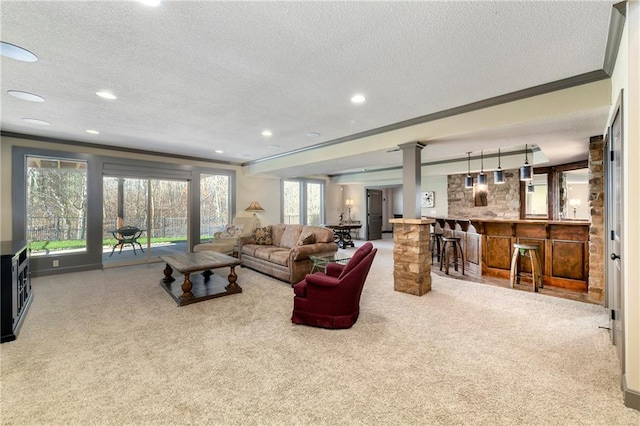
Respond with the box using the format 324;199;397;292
623;374;640;411
31;263;102;277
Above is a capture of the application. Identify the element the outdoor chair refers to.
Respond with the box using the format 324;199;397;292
109;225;145;256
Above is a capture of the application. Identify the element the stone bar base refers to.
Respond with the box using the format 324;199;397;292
389;218;435;296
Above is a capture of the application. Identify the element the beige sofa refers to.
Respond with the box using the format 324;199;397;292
238;224;338;284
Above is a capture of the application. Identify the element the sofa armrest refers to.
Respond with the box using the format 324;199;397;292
291;242;339;261
237;236;256;255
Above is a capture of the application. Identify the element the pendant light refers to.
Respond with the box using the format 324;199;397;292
465;152;473;188
477;150;487;187
520;144;533;181
527;182;535;193
494;148;505;184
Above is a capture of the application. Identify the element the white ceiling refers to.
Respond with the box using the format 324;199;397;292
0;1;616;178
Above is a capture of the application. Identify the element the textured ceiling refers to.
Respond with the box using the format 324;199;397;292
0;1;615;177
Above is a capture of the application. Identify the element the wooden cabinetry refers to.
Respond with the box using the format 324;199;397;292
1;240;32;343
470;219;590;292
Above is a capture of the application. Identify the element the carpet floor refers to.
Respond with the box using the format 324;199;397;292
1;239;638;425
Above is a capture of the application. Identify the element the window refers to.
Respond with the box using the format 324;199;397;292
26;156;88;256
282;179;325;225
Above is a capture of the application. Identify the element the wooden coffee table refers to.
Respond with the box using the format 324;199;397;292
159;251;242;306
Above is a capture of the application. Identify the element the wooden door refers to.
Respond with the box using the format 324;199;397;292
366;189;383;240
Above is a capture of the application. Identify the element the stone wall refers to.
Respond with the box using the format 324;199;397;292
447;170;520;218
588;135;605;303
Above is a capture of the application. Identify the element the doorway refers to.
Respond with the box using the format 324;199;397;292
102;176;189;266
366;189;383;240
606;93;624;374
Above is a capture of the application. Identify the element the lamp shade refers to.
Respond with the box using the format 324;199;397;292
494;148;505;184
477;172;487;187
520;163;533;181
465;175;474;188
464;151;473;188
345;199;354;208
520;144;533;181
245;201;265;212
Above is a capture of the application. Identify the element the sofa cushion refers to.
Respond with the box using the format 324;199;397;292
270;224;287;247
280;225;303;248
301;225;334;243
252;226;273;245
240;244;260;257
297;231;316;246
269;249;291;267
253;246;284;262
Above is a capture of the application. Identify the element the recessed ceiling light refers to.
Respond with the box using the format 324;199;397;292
215;150;224;154
262;130;272;137
86;130;100;135
139;0;162;6
96;91;117;100
350;94;366;104
22;118;50;126
7;90;44;102
268;144;280;149
0;42;38;62
307;132;321;138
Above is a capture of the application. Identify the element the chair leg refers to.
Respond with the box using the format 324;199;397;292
530;251;542;291
457;242;465;275
453;242;458;272
509;249;519;288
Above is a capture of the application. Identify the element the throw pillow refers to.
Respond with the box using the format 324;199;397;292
220;224;244;238
252;226;273;245
296;231;316;246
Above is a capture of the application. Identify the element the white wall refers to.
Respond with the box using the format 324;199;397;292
387;175;449;218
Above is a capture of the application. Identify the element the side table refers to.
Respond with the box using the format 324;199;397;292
309;252;352;274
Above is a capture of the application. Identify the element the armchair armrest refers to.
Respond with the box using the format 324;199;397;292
325;262;344;277
305;272;340;288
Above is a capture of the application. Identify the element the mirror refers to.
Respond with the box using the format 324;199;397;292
559;169;589;220
525;173;548;217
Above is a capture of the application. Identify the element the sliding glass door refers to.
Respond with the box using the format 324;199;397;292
103;176;188;265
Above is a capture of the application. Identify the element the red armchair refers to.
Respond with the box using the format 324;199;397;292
291;242;377;329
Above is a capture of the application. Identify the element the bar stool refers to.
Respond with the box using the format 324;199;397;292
509;243;543;292
440;236;464;275
430;232;443;264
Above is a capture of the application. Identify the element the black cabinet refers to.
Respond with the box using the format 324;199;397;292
1;240;32;343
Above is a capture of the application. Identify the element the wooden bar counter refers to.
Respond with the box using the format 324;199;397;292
432;218;590;292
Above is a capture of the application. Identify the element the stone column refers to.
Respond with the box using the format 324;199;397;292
588;135;605;304
390;218;434;296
